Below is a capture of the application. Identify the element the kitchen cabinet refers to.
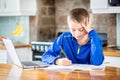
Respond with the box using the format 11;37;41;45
90;0;108;9
0;50;7;63
90;0;120;13
0;0;19;13
0;0;36;16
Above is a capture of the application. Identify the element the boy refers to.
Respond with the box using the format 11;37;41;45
42;8;104;66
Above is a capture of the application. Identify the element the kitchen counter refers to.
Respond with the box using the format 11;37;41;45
0;44;31;50
0;44;120;57
103;47;120;57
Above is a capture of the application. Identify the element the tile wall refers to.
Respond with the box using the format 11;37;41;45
0;16;30;44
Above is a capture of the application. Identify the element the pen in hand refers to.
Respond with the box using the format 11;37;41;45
57;46;72;66
59;46;68;58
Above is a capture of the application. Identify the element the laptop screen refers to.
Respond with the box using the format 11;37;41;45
3;39;22;67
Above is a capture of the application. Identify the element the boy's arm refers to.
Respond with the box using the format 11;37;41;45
42;39;60;65
42;34;64;65
82;19;104;65
88;30;104;65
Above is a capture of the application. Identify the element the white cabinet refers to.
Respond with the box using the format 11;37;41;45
90;0;120;13
0;0;36;16
0;0;19;13
104;56;120;68
90;0;108;9
0;50;7;64
20;0;36;15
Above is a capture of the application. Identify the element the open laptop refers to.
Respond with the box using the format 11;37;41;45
3;39;48;69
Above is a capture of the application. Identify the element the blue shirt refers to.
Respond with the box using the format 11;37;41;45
42;30;104;65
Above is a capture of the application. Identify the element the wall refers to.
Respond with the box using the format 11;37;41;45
117;14;120;49
30;0;116;46
35;0;56;41
55;0;90;34
0;16;30;44
92;14;116;46
55;0;116;46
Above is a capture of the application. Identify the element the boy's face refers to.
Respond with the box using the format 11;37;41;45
67;17;88;40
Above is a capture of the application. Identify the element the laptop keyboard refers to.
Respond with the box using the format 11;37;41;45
22;62;39;66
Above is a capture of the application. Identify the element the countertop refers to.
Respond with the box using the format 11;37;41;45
103;47;120;57
0;44;120;57
0;44;31;50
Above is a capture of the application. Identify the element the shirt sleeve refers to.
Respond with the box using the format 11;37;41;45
88;30;104;65
42;34;63;65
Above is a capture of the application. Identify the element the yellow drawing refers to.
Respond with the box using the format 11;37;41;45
11;24;23;35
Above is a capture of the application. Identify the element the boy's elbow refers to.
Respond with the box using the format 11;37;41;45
91;56;104;66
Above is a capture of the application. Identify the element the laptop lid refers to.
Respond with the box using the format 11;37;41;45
3;39;49;69
3;39;23;68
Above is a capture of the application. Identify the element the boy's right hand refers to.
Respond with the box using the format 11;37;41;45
55;58;72;66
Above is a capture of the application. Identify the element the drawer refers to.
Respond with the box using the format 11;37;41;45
0;59;7;63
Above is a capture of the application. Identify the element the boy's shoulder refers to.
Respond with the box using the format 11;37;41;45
61;32;71;35
60;32;72;37
57;32;72;39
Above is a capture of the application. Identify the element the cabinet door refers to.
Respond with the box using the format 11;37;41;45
0;50;7;63
4;0;19;13
90;0;108;9
0;0;19;13
0;0;36;16
0;0;4;12
21;0;36;15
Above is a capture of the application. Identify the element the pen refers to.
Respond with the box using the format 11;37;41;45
59;46;68;58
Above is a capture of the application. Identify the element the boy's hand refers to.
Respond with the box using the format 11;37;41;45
55;58;72;66
82;18;93;33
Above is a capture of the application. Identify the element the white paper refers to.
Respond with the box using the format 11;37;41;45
45;64;105;71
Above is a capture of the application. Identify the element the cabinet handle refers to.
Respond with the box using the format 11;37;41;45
4;2;6;8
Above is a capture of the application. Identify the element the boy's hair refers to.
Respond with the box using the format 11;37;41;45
68;8;89;23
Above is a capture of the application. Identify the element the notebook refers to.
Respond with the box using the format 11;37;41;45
3;39;48;69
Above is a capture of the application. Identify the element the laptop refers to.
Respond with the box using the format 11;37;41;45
3;39;48;69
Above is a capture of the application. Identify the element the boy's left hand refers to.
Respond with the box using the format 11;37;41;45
82;18;93;33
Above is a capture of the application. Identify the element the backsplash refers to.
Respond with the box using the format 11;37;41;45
33;0;116;46
0;16;30;44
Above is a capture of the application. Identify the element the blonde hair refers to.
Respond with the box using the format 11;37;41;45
68;8;89;23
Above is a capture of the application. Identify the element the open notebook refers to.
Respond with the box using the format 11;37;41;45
3;39;48;69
